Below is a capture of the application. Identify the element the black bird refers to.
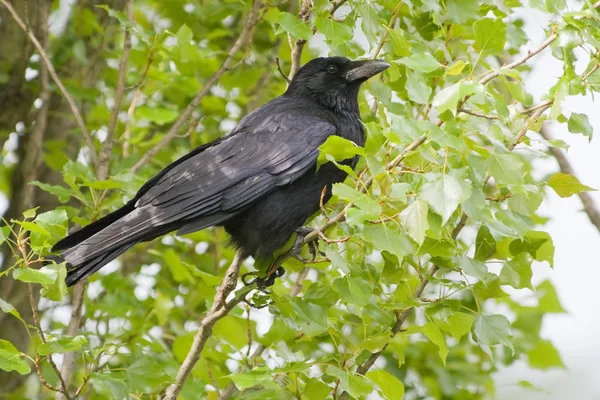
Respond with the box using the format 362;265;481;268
52;57;389;286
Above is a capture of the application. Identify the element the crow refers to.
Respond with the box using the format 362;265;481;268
52;57;389;286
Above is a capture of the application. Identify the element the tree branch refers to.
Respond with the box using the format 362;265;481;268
540;126;600;232
0;0;99;167
479;31;558;85
164;249;248;399
289;0;313;80
131;0;263;173
217;267;310;400
97;0;132;181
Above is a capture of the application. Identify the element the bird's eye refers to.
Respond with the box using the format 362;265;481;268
326;64;338;74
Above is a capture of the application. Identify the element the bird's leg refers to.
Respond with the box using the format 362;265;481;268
292;226;325;262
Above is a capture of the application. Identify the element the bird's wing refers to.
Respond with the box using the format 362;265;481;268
135;112;336;223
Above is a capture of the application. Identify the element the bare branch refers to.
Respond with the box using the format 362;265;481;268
479;32;558;85
97;0;133;181
164;249;247;399
289;0;313;80
0;0;99;167
540;126;600;232
275;57;290;83
131;0;264;173
458;108;499;120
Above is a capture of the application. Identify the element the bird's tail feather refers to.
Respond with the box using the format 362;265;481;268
63;242;134;286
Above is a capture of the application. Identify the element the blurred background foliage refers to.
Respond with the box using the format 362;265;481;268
0;0;599;398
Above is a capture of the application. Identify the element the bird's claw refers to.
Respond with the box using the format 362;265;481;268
241;267;286;294
292;226;325;262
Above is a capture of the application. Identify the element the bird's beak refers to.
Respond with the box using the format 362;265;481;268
344;59;390;82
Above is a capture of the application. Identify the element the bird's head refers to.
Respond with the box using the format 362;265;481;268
286;57;390;114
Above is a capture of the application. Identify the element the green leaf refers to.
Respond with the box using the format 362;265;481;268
0;339;30;375
422;321;449;365
509;231;554;266
486;153;525;185
314;16;353;48
399;52;442;73
290;298;329;336
473;314;513;350
474;225;496;261
548;172;596;198
277;12;312;40
420;174;472;224
527;340;565;370
13;267;58;285
473;18;507;55
367;370;405;400
357;5;381;44
30;181;72;203
405;71;432;104
333;183;381;216
230;369;274;390
176;24;196;63
38;335;88;356
536;280;565;313
389;28;411;57
399;200;429;245
567;112;593;140
445;60;467;76
32;210;68;250
126;356;169;390
134;106;179;125
317;136;364;168
304;378;332;400
446;312;475;341
333;276;371;307
500;253;533;289
41;263;68;301
446;0;479;24
454;256;488;280
164;248;194;283
432;81;481;114
362;224;415;261
326;366;373;398
0;297;23;323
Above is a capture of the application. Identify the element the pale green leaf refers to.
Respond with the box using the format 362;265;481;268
548;172;596;198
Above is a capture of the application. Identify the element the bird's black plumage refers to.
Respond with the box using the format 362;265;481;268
52;57;389;286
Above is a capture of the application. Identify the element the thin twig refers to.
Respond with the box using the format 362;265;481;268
289;0;313;80
479;32;558;85
131;0;263;173
0;0;99;167
275;57;290;82
372;2;403;59
28;284;72;400
458;108;498;120
97;0;133;180
164;249;249;399
540;126;600;232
